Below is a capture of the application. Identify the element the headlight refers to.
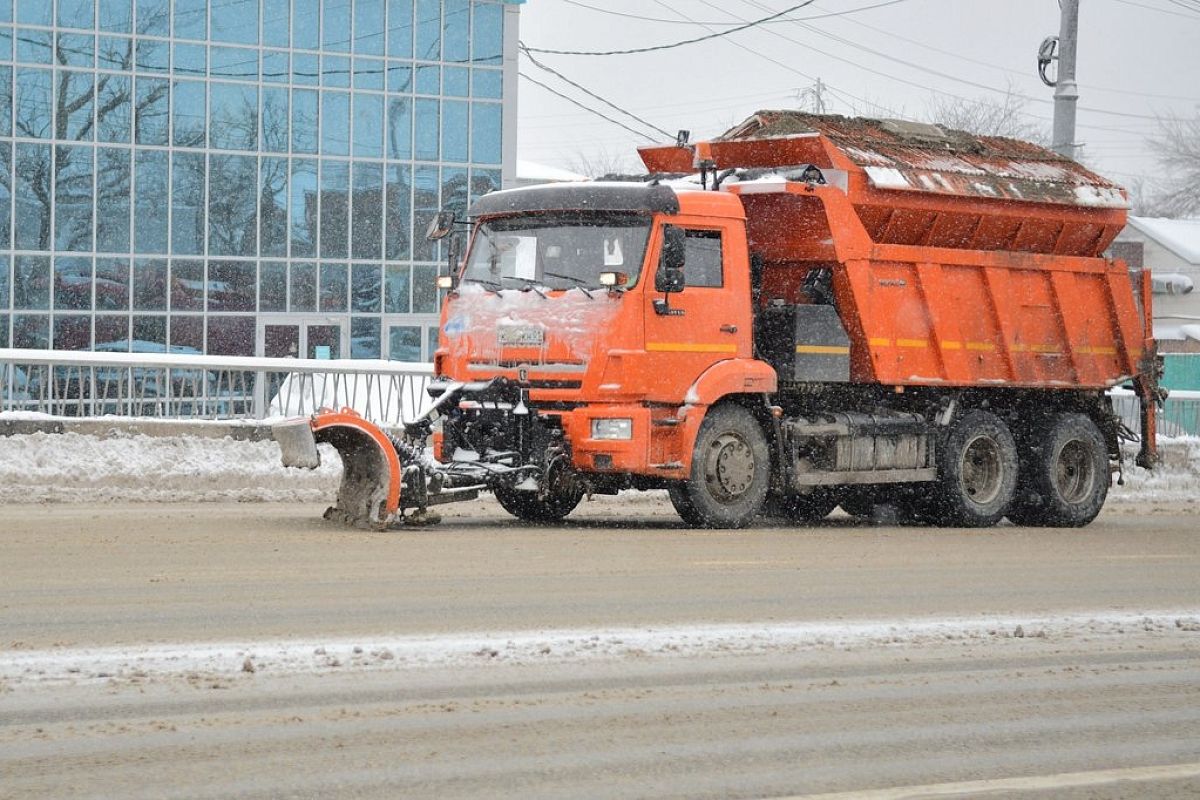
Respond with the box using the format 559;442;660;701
591;418;632;440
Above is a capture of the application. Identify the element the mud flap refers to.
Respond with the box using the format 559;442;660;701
274;409;402;530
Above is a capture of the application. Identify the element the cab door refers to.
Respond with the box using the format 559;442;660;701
641;219;752;404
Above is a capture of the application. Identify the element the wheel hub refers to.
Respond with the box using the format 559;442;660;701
1054;439;1095;503
705;433;754;501
959;434;1003;505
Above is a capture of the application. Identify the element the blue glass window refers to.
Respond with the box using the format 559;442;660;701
208;154;257;256
471;101;501;164
412;264;437;312
99;0;132;33
388;0;412;58
444;0;469;63
261;87;288;152
170;259;203;310
208;261;255;311
58;34;96;67
260;261;287;311
0;256;9;311
0;316;9;349
171;151;205;254
320;91;349;155
97;35;131;69
319;262;347;312
388;96;414;159
209;82;256;150
414;97;438;160
58;0;96;30
15;29;51;64
136;0;168;36
387;61;412;93
17;0;50;26
211;0;258;46
442;100;467;162
211;46;257;80
0;142;10;247
322;54;350;88
412;165;437;261
134;77;168;145
291;88;318;153
15;68;51;138
354;0;384;55
472;1;503;65
384;266;410;313
322;0;351;52
353;57;384;90
172;80;205;146
96;148;130;252
352;162;382;259
0;67;9;137
351;317;379;358
95;314;129;347
260;156;288;257
54;315;91;350
96;74;130;141
351;264;380;313
415;63;438;94
441;165;467;214
415;0;440;60
135;38;168;72
95;258;129;310
292;52;318;85
134;150;167;252
0;29;12;62
444;65;468;97
170;314;203;350
263;50;288;82
470;168;500;203
290;262;315;311
293;0;319;50
389;324;420;361
132;314;166;347
55;145;94;252
173;0;205;39
472;67;501;98
132;258;167;310
14;314;49;348
289;158;317;257
173;42;205;74
60;72;95;141
14;255;50;309
14;143;50;249
262;0;289;48
319;160;348;257
353;92;382;157
385;164;411;260
206;315;254;356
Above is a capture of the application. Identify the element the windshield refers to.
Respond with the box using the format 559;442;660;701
461;213;651;291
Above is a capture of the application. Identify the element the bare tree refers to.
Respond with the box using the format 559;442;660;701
567;147;639;178
1137;114;1200;219
926;87;1048;144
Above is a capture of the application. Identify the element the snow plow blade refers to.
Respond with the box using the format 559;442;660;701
274;409;402;530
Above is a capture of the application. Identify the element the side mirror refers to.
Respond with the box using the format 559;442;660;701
425;210;456;241
656;225;685;293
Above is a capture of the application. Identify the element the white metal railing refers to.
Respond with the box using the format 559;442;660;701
1109;387;1200;438
0;348;434;426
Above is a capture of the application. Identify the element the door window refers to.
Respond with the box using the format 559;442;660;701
683;229;723;288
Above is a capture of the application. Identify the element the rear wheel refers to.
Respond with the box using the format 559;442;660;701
1007;413;1108;527
930;410;1018;527
669;403;770;529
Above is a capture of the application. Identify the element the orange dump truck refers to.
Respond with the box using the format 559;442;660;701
278;112;1160;529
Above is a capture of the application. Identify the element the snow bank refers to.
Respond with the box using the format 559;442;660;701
0;431;342;504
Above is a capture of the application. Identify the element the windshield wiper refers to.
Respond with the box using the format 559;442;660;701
499;275;548;299
463;276;503;294
542;271;595;299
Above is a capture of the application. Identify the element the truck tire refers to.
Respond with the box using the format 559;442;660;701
669;403;770;529
931;410;1018;527
763;487;839;523
1007;413;1108;527
840;485;929;524
494;484;582;523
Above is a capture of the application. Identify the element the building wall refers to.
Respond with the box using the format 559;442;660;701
0;0;516;361
1114;225;1200;350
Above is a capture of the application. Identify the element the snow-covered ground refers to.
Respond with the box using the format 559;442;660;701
0;429;1195;506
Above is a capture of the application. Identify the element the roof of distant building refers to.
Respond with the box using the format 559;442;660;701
1127;216;1200;265
516;159;589;184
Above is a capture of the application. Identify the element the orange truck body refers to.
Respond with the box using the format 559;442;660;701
434;113;1156;488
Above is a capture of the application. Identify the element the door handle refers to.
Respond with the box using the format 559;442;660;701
720;324;738;334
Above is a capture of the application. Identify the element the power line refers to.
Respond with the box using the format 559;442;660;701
1109;0;1200;19
521;1;818;56
556;0;911;26
518;71;660;143
518;43;674;138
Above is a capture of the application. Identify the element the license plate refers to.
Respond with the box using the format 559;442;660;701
498;325;544;347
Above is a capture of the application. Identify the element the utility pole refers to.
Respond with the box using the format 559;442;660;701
1051;0;1079;160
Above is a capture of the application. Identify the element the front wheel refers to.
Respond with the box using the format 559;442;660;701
669;403;770;529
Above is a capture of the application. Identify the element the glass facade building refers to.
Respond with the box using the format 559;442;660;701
0;0;518;361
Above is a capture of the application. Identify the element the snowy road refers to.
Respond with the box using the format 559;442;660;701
2;501;1199;798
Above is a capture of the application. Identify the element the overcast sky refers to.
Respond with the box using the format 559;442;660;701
515;0;1200;191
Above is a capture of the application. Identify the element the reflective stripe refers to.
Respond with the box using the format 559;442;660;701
794;344;851;355
645;342;737;354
